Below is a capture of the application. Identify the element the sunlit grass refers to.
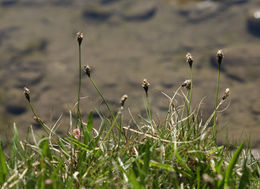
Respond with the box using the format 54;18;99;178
0;33;259;188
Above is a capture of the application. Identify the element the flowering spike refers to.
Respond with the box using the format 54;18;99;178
186;53;193;68
216;49;224;65
142;79;150;94
181;80;191;90
83;65;91;77
77;32;83;46
222;88;230;100
24;87;31;102
120;94;128;108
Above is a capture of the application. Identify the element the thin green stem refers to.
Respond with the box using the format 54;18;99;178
146;92;152;121
28;103;49;135
89;76;123;135
188;67;193;112
180;90;189;137
89;77;114;118
76;44;82;127
186;67;193;134
213;64;221;138
103;113;119;142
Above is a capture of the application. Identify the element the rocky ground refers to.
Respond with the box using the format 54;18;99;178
0;0;259;150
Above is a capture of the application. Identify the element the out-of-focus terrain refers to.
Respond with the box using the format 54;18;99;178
0;0;259;150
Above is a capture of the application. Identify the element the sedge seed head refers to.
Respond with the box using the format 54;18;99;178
120;94;128;107
186;53;193;68
222;88;230;100
24;87;31;102
77;32;83;46
142;79;150;93
216;49;224;65
83;65;91;77
181;80;191;90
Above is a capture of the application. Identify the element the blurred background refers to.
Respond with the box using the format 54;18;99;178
0;0;259;151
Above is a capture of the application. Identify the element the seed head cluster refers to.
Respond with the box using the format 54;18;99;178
142;79;150;94
120;94;128;108
186;53;193;68
222;88;230;100
24;87;31;102
182;80;191;90
77;32;83;46
216;49;224;65
83;65;91;77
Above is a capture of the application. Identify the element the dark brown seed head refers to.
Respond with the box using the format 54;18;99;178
24;87;30;102
222;88;230;100
142;79;150;93
181;80;191;90
216;49;224;65
83;65;91;77
186;53;193;68
120;94;128;107
77;32;83;46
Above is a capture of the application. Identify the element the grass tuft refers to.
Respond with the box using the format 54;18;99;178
0;34;259;188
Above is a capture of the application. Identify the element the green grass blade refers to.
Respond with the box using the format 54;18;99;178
138;159;175;172
0;141;8;185
87;112;93;133
224;142;245;188
10;123;23;167
39;138;52;160
143;142;151;174
196;167;200;189
84;112;94;145
65;137;90;152
128;170;145;189
238;158;249;189
175;151;193;178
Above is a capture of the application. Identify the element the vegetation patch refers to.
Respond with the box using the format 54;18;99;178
0;32;259;188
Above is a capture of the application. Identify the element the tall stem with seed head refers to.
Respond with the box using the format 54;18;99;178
142;79;151;121
83;65;123;135
76;32;83;127
186;53;193;132
213;50;223;139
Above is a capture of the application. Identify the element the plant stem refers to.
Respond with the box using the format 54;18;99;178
186;67;193;135
28;102;49;135
146;92;152;121
188;67;193;112
89;76;123;135
77;44;82;127
213;63;221;138
89;77;114;118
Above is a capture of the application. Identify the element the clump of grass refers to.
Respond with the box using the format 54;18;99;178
0;34;259;188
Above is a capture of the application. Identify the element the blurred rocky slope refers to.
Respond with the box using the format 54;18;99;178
0;0;259;149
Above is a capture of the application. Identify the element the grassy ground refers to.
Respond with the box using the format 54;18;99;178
0;33;259;188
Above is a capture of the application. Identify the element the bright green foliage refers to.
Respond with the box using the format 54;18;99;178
0;141;8;185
